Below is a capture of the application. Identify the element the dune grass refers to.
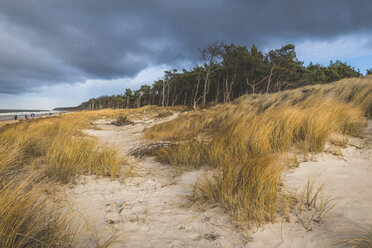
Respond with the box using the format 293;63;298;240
0;178;77;248
146;77;372;228
146;77;371;143
194;154;283;227
333;227;372;248
295;173;338;230
0;115;121;183
0;105;183;247
0;105;182;182
43;137;121;183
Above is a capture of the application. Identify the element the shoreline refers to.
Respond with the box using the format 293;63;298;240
0;114;63;129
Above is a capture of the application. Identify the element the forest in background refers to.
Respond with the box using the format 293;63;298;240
56;42;368;111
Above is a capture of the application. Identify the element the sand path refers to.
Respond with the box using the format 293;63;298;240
64;116;248;248
63;116;372;248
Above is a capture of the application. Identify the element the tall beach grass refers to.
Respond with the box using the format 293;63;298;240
0;106;182;247
146;77;372;227
0;178;76;248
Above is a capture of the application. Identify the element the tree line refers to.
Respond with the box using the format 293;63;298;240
57;42;365;111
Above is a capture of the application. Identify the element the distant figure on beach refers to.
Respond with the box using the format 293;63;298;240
14;115;17;120
58;112;61;117
31;113;35;119
49;112;52;116
25;114;29;120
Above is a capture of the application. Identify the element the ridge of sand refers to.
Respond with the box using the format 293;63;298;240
62;116;372;248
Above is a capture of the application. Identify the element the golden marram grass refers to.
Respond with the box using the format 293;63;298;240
146;77;372;228
0;106;179;247
0;77;371;246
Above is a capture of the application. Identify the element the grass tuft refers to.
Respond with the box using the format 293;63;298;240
332;227;372;248
295;173;338;230
0;178;76;248
194;155;283;228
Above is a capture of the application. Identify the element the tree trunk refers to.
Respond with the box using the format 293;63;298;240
161;82;166;107
166;81;170;106
171;83;177;106
266;64;275;94
215;80;220;102
202;74;208;107
193;74;203;111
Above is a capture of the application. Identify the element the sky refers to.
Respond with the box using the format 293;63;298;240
0;0;371;109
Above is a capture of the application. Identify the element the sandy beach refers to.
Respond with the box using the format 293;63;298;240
59;116;372;248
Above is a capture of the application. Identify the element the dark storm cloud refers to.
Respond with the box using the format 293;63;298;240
0;0;371;94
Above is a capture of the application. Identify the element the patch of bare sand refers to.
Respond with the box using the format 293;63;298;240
249;121;372;248
63;115;372;248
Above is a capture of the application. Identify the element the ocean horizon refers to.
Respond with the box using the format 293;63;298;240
0;109;58;121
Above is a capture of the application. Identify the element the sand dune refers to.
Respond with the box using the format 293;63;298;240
62;117;372;247
249;121;372;248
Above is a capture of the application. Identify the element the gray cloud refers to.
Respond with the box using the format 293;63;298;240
0;0;371;94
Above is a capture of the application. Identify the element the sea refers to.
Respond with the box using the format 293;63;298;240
0;109;59;121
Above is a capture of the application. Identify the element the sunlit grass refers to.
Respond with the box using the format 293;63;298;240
0;118;120;183
194;154;283;228
0;105;182;182
0;178;77;248
145;77;372;228
0;105;183;247
43;137;121;183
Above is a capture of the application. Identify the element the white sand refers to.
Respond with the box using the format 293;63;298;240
62;117;372;248
250;121;372;248
64;116;248;247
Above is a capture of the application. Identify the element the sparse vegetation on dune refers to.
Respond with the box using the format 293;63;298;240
0;115;121;183
0;77;371;245
295;173;338;230
0;105;182;182
146;77;372;228
333;227;372;248
0;106;181;247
